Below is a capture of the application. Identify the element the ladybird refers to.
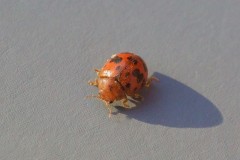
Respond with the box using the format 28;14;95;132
88;52;158;117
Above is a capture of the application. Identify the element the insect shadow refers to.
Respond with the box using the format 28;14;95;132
115;72;223;128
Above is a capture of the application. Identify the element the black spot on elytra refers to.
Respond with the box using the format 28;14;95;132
125;83;131;88
116;66;121;70
110;56;122;63
109;85;113;92
132;69;144;83
109;101;113;103
134;87;138;92
127;56;138;65
125;72;130;77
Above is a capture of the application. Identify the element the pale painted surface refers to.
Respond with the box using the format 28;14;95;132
0;0;239;159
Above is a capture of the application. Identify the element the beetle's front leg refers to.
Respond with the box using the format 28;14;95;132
88;79;98;87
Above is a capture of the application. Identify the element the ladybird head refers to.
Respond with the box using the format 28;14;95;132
97;77;126;103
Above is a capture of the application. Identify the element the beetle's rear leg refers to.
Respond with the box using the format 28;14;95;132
131;93;144;101
145;76;159;87
121;98;131;109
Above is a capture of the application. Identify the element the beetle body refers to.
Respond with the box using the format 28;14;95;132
88;52;157;116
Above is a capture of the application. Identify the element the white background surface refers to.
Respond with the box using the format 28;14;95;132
1;0;240;159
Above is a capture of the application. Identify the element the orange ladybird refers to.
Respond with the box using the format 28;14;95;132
88;52;158;117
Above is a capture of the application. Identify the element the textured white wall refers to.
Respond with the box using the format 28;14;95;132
0;0;239;159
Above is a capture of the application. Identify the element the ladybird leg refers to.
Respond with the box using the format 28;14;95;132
88;79;98;87
145;76;159;87
131;93;144;101
86;95;112;117
122;98;130;109
103;101;112;118
94;69;100;73
85;95;99;99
